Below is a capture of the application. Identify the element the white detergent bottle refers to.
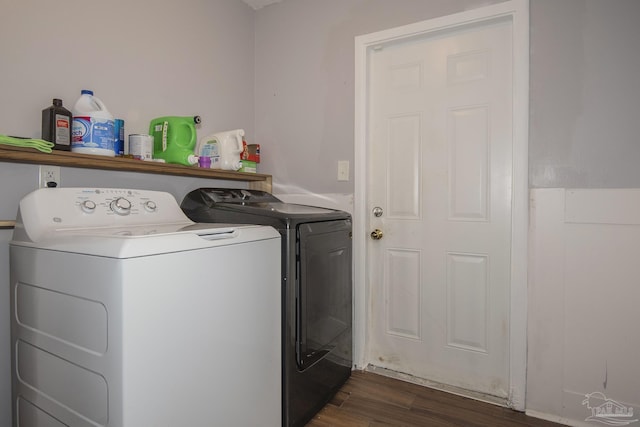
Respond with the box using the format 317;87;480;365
71;89;115;157
195;129;244;170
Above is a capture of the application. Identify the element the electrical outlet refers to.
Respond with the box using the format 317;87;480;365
337;160;349;181
39;165;61;188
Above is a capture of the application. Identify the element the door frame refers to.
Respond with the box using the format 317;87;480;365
354;0;529;410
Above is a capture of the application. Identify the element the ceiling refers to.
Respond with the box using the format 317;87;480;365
241;0;282;10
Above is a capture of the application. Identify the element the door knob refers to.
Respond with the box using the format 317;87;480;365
370;229;383;240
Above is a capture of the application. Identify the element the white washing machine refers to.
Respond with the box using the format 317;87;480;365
9;188;281;427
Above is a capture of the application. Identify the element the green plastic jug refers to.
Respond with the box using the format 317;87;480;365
149;116;201;166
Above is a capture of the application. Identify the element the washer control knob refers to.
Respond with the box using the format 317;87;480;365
110;197;132;215
143;200;157;212
80;200;97;213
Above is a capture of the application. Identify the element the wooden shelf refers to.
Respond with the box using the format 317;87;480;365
0;145;272;192
0;220;16;229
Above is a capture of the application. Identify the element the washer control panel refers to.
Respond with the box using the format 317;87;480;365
15;188;192;242
73;188;162;218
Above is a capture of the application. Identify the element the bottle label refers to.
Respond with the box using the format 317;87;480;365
201;142;219;158
114;119;125;155
72;116;115;151
54;114;71;146
201;141;220;167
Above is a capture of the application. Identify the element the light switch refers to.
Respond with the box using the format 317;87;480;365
337;161;349;181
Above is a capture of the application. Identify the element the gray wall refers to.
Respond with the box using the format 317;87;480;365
254;0;508;195
255;0;640;192
529;0;640;188
2;0;640;424
0;0;255;140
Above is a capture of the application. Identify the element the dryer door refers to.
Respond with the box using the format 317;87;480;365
296;219;352;371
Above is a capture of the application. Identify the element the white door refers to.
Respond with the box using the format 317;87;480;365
367;18;513;399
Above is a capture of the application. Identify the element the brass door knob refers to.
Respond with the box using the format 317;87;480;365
370;229;383;240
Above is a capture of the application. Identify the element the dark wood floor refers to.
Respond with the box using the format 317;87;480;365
307;371;564;426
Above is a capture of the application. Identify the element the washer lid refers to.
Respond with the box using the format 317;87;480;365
196;188;281;204
11;222;280;258
218;202;339;215
182;188;350;221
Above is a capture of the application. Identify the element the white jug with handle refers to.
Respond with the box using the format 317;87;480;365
195;129;244;170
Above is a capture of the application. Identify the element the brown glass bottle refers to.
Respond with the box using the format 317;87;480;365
42;98;72;150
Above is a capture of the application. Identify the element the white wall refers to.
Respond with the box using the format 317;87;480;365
527;4;640;422
0;0;255;424
527;189;640;426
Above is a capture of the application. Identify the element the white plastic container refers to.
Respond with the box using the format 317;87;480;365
128;134;153;160
71;89;115;157
195;129;244;170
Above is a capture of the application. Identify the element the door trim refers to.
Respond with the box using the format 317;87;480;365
354;0;529;410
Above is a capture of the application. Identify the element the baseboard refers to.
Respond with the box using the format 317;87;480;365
524;409;586;427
